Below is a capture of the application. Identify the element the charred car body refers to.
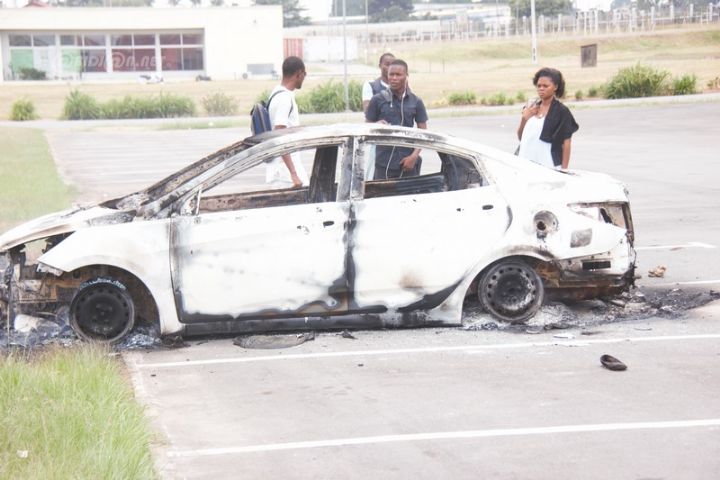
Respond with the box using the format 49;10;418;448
0;124;636;343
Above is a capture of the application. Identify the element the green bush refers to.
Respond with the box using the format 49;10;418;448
604;63;671;99
672;74;697;95
481;92;513;106
64;91;195;120
574;90;584;100
156;93;196;118
201;92;239;116
18;67;46;80
587;86;600;97
255;89;271;104
515;91;528;103
10;99;39;121
297;80;364;113
63;89;101;120
447;91;477;106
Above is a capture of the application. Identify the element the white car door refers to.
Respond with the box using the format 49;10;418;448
170;143;352;324
350;144;510;311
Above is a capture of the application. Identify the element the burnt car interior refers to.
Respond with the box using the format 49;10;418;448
197;145;341;213
364;152;486;199
194;140;488;214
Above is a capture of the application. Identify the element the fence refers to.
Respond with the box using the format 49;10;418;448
357;5;719;45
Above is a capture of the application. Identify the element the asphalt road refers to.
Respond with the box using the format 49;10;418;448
43;100;720;479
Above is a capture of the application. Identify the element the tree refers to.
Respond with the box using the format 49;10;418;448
509;0;573;17
254;0;311;27
369;0;413;22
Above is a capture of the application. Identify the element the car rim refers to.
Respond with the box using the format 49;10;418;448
480;262;543;322
70;282;134;342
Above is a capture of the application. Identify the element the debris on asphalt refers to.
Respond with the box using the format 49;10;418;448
648;265;667;277
2;286;718;351
234;332;316;349
553;333;576;339
608;298;627;308
161;335;190;349
116;324;162;350
600;354;628;371
339;330;357;340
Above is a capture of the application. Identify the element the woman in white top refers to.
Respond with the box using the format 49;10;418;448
517;68;579;170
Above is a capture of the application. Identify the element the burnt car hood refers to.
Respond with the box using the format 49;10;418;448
0;205;132;252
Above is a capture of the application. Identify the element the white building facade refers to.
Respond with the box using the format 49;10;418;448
0;6;283;82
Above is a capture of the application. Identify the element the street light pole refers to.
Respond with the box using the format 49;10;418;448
365;0;369;64
530;0;538;63
343;0;350;111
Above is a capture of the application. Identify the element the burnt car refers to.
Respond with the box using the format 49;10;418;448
0;124;635;343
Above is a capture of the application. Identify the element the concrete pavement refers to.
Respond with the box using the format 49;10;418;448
125;302;720;479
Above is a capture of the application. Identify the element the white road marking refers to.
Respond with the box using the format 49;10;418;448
138;333;720;369
635;242;716;251
167;418;720;457
652;279;720;286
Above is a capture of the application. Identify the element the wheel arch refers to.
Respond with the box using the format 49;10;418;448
464;252;550;300
61;264;160;328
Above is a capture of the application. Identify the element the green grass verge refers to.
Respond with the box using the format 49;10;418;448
0;347;156;479
0;127;76;230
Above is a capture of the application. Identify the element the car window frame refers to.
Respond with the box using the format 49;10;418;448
174;136;354;217
354;137;491;200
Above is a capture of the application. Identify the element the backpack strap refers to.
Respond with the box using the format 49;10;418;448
267;89;294;115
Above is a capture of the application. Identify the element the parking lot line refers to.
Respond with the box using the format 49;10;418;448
166;418;720;458
652;279;720;286
635;242;716;251
137;333;720;369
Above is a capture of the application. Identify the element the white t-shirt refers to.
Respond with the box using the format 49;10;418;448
266;85;309;186
518;116;555;169
362;79;389;102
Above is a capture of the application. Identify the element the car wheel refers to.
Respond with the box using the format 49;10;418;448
477;260;544;323
70;277;135;343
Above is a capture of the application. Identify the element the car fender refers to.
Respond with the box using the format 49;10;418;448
37;219;182;335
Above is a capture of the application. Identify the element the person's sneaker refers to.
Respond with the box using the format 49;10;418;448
600;354;627;371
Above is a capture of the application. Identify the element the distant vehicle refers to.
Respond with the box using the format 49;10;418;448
0;124;636;343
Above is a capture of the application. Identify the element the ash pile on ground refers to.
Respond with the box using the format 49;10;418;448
1;286;718;350
0;308;185;351
462;286;720;332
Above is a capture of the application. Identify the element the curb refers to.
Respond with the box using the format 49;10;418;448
1;92;718;131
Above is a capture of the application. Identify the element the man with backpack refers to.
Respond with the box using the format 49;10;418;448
266;56;309;188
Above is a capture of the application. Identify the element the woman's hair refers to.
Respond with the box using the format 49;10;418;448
533;67;566;98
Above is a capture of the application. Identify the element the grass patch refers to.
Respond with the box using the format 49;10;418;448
0;128;75;230
0;346;156;479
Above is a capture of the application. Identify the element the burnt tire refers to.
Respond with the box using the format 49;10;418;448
70;277;135;343
477;260;544;323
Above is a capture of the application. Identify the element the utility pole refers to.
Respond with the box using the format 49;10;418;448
343;0;350;111
530;0;538;63
365;0;369;64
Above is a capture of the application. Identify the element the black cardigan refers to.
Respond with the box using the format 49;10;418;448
539;98;579;167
